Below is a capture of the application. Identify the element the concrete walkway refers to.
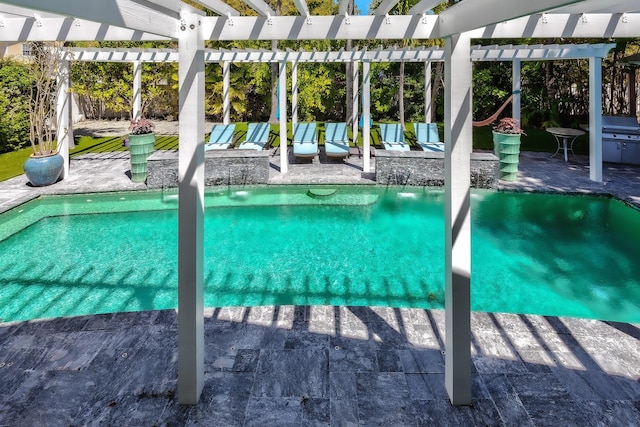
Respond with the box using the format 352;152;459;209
1;150;639;425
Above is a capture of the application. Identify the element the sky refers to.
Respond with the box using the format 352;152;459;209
354;0;370;14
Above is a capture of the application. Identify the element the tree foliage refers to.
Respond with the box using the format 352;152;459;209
0;59;31;153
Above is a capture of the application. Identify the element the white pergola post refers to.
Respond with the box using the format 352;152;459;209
56;58;70;179
444;32;472;406
292;61;298;127
425;61;432;122
177;8;205;405
223;60;230;125
589;56;603;182
362;61;371;173
352;61;359;144
132;60;142;120
279;61;288;174
512;59;521;124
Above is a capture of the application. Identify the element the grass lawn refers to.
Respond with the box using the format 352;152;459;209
0;122;573;183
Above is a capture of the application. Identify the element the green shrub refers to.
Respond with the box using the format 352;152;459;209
0;59;31;154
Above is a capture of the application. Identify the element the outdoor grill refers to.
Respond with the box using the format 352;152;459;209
601;116;640;164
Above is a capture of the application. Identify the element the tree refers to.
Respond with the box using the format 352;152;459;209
28;42;61;156
0;59;31;153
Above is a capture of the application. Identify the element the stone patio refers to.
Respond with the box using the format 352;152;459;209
0;148;639;425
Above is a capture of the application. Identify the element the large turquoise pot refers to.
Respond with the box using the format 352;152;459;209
23;152;64;187
128;133;155;183
492;131;521;182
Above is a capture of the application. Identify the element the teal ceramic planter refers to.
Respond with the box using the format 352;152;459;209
128;133;155;183
492;131;521;182
23;153;64;187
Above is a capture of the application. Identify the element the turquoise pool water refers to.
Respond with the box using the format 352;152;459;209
1;186;640;323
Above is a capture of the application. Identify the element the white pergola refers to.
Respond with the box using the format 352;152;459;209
63;42;615;175
2;0;640;406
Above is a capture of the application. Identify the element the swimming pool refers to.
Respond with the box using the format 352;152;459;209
1;186;639;324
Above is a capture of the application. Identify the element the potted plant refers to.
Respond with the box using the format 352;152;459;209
492;117;526;182
127;118;156;183
23;42;64;187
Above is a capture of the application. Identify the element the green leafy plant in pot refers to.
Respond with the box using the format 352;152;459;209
127;118;156;183
23;42;64;187
492;118;526;182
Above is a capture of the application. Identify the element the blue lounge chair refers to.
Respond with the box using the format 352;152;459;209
413;122;444;153
293;122;318;160
379;123;409;151
238;123;270;150
324;122;349;159
205;124;235;150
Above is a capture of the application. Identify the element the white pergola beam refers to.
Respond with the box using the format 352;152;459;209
65;43;616;64
195;0;240;17
203;15;437;40
470;13;640;39
0;3;59;17
202;13;640;41
0;17;171;41
373;0;401;16
437;0;585;37
551;0;640;14
1;0;181;38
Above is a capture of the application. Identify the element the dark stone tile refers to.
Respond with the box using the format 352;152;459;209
115;347;178;397
506;373;571;399
369;321;412;349
13;370;99;426
575;370;634;401
551;367;601;400
37;331;106;371
377;349;403;372
187;372;254;426
232;349;260;372
412;398;475;427
152;309;178;326
613;376;640;400
205;321;286;353
473;355;528;374
469;398;505;426
330;348;377;373
406;373;443;400
300;398;331;426
580;400;640;427
399;349;445;373
356;372;416;425
330;371;356;401
244;397;330;427
253;349;329;398
330;333;374;352
0;347;47;372
285;323;331;349
329;372;358;426
520;396;591;426
482;374;534;426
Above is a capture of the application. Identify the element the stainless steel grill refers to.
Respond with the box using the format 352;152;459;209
601;116;640;164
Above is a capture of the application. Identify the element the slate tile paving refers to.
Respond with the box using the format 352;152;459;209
1;307;638;425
